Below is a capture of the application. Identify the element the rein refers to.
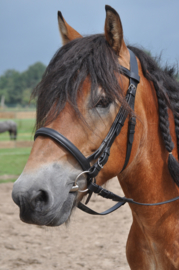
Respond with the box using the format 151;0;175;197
34;49;179;215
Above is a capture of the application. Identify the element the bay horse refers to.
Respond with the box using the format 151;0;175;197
0;120;17;140
12;5;179;269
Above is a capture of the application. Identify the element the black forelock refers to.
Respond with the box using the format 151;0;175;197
33;34;127;129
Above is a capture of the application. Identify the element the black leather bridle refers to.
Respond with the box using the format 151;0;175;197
34;49;179;215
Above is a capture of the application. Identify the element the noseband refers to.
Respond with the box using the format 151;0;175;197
34;49;179;215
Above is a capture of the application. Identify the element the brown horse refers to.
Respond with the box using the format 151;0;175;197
12;5;179;269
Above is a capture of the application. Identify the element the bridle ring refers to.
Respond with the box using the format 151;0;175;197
70;170;90;193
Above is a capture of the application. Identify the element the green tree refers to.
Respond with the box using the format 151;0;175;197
0;62;46;106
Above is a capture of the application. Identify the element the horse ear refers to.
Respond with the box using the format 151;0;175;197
58;11;82;45
104;5;124;55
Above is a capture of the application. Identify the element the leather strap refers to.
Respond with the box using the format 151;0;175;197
77;182;179;215
120;67;140;83
87;84;136;178
122;85;136;171
78;201;125;215
121;49;138;170
35;128;91;171
122;116;136;170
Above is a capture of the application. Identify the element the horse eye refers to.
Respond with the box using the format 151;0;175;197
95;97;112;108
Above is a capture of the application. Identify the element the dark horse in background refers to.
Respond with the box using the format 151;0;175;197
12;5;179;269
0;120;17;140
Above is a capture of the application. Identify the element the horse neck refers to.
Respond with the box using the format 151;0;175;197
118;73;179;222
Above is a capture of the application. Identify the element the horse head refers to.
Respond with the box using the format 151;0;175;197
12;6;137;225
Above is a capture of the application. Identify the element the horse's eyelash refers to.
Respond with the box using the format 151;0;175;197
90;96;110;109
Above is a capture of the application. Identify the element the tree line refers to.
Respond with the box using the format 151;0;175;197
0;56;178;108
0;62;46;107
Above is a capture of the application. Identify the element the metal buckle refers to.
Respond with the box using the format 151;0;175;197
128;84;136;96
129;83;136;89
97;159;103;169
70;170;90;193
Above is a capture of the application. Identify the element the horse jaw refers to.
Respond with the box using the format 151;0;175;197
12;162;86;226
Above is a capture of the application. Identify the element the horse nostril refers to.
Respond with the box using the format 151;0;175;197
30;190;50;211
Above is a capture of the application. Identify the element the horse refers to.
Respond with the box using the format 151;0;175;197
12;5;179;269
0;120;17;140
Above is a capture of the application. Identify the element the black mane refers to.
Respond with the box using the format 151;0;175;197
33;35;179;155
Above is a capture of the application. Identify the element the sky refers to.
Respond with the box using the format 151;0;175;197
0;0;179;75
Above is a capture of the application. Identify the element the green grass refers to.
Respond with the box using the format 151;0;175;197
1;107;36;112
0;147;31;176
0;179;16;184
0;119;35;141
0;117;35;183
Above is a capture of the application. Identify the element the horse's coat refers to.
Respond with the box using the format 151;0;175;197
12;5;179;270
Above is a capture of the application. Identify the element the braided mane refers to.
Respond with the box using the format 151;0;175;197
128;45;179;185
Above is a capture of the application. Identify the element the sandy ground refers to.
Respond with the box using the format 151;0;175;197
0;178;132;270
